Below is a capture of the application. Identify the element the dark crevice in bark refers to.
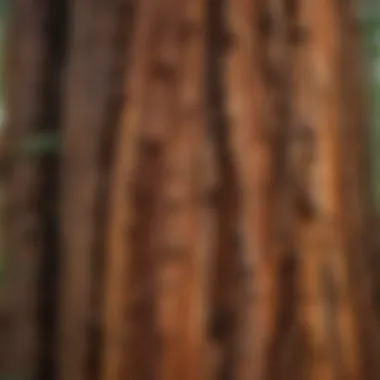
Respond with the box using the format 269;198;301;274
37;0;68;379
320;263;345;380
265;1;301;378
267;251;298;380
4;0;51;378
88;2;135;380
206;0;239;379
128;143;161;380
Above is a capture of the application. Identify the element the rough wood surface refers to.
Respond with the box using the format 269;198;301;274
100;1;156;379
3;1;380;380
156;0;208;379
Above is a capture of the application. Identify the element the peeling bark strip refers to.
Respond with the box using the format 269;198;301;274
295;0;362;379
224;0;278;379
291;1;335;379
58;1;122;380
297;223;335;380
307;0;361;378
126;0;185;377
156;0;207;379
2;0;49;378
100;1;157;380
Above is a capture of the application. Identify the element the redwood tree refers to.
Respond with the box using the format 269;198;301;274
1;1;380;380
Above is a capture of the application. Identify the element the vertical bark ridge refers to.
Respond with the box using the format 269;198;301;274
126;0;185;378
157;0;208;379
224;0;278;379
100;1;157;379
290;2;333;380
296;1;362;379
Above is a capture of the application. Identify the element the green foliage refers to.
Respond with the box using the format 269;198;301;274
362;13;380;212
0;375;29;380
0;254;3;285
0;0;9;15
20;132;60;157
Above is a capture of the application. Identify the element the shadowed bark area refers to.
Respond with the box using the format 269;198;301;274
2;1;56;379
58;2;126;380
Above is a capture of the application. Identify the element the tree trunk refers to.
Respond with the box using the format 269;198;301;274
2;1;379;380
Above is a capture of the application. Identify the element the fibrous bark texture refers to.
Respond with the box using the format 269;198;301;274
1;1;379;380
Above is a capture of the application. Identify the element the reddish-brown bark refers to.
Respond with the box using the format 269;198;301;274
3;1;380;380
